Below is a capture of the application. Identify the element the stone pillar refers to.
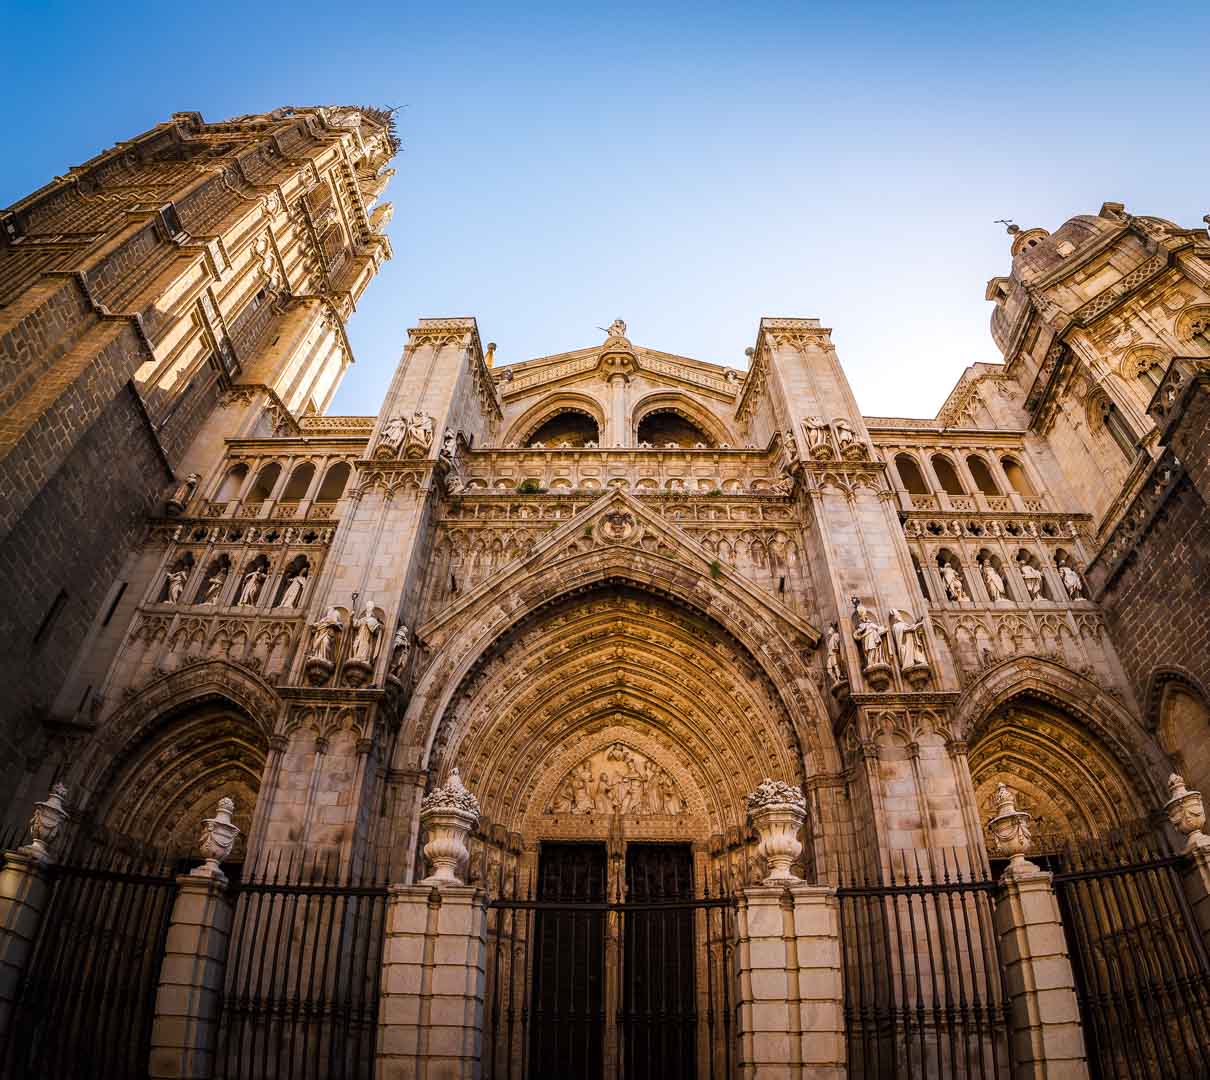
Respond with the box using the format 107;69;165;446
0;851;52;1051
148;797;240;1080
988;783;1089;1079
377;770;486;1080
734;884;846;1080
1164;773;1210;954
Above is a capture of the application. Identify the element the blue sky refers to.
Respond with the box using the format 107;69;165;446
5;1;1208;418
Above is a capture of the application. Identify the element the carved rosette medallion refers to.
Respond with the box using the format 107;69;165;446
546;743;684;817
745;778;807;883
597;510;638;544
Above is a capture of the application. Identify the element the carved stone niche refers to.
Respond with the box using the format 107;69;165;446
546;743;685;818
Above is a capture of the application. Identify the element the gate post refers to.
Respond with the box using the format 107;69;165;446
1165;774;1210;954
0;782;69;1052
377;770;487;1080
988;784;1089;1080
148;798;239;1080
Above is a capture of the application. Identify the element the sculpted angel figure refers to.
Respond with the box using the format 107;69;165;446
276;566;308;609
939;558;967;602
889;608;927;671
825;622;846;685
980;558;1007;602
1057;557;1085;600
309;607;343;662
164;567;189;604
350;600;382;663
237;566;266;607
851;598;890;669
1017;555;1044;600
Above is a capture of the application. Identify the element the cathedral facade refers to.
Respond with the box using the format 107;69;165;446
1;108;1209;1079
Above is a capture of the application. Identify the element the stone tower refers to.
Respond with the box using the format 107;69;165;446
0;106;397;801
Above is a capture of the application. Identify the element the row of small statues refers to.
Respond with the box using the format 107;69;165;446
938;552;1084;603
162;563;309;609
828;599;929;683
306;600;412;680
378;410;436;457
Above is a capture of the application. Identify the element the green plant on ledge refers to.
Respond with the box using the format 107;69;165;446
517;478;543;494
709;560;722;580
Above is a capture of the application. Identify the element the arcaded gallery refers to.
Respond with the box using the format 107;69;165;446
0;107;1209;1080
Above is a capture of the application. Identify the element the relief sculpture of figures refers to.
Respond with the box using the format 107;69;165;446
548;744;682;816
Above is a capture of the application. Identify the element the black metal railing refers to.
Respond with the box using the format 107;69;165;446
0;843;178;1080
1053;835;1210;1079
483;849;738;1080
838;850;1011;1079
213;849;391;1080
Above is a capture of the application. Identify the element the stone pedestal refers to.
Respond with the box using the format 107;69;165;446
993;869;1089;1080
734;884;845;1080
148;875;233;1079
376;884;487;1080
1181;841;1210;956
0;851;52;1053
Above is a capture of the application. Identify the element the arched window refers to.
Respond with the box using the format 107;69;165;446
1141;360;1167;389
317;462;351;501
216;464;248;501
636;409;714;449
931;455;965;496
895;454;929;495
966;456;999;496
1090;395;1137;461
281;462;316;501
526;410;600;448
247;462;281;503
1001;457;1035;497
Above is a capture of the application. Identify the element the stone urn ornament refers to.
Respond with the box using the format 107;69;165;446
21;782;69;862
419;769;481;886
1165;773;1208;852
746;778;807;883
986;783;1039;877
192;796;241;880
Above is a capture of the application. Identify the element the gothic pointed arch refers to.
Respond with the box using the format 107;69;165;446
70;661;279;856
630;391;735;447
503;392;606;448
959;656;1165;848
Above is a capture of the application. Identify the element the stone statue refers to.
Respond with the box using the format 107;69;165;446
441;429;458;460
200;566;227;605
164;567;189;604
834;418;855;449
389;623;411;677
889;608;927;670
350;600;382;663
1057;558;1085;600
308;607;344;662
768;472;795;496
1017;555;1044;600
604;318;627;338
276;566;308;609
825;622;846;685
399;410;434;457
237;566;266;607
572;762;595;813
380;415;407;452
803;416;830;454
851;598;889;669
940;559;967;602
166;472;200;514
980;558;1007;602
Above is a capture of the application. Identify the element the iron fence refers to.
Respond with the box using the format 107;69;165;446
0;842;178;1080
213;849;391;1080
838;850;1011;1080
1053;835;1210;1079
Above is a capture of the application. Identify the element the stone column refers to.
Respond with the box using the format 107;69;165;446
148;798;240;1080
377;770;487;1080
0;782;69;1051
1164;773;1210;954
988;783;1089;1080
735;779;845;1079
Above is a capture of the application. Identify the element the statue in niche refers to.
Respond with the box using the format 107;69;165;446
939;558;967;602
851;598;890;669
164;567;189;604
889;608;928;671
825;622;847;685
350;599;382;663
1017;555;1044;600
276;566;308;609
803;416;830;456
237;566;266;607
389;623;411;678
166;472;200;515
980;557;1007;602
308;607;344;662
1057;557;1085;600
200;565;228;605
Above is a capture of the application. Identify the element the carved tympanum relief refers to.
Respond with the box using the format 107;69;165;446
546;742;684;817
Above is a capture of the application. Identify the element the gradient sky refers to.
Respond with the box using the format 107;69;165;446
5;1;1209;418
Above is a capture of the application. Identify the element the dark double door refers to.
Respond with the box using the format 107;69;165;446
528;842;697;1080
